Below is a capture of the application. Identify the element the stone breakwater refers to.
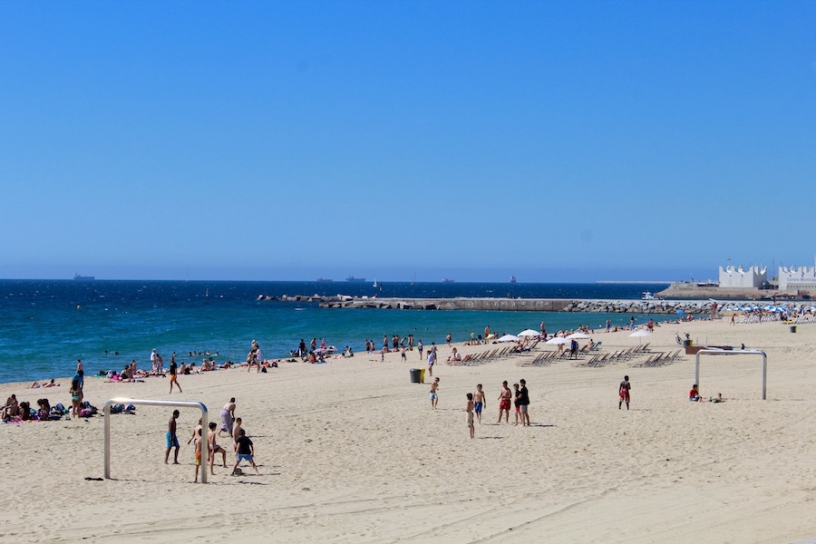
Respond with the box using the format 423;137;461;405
258;295;714;314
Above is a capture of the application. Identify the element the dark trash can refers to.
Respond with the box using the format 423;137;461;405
682;339;691;347
790;325;797;333
409;368;421;384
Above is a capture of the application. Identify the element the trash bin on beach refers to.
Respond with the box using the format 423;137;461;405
682;339;692;347
409;368;421;384
419;369;426;384
790;325;797;333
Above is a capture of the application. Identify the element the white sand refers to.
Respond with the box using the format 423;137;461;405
2;317;816;543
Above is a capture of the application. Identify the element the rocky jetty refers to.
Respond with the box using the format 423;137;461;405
258;294;715;314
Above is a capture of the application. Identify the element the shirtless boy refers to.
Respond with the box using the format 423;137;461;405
232;417;243;449
165;410;180;464
497;381;512;423
429;377;440;409
233;428;260;475
473;384;486;424
619;375;631;410
193;428;203;483
168;359;182;394
208;421;228;474
464;393;475;439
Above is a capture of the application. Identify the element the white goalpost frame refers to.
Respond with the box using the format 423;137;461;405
104;398;210;483
694;349;768;400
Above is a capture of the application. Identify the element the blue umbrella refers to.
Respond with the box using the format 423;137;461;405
676;309;686;315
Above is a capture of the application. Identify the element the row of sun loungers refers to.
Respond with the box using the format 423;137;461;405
446;346;516;366
634;350;683;367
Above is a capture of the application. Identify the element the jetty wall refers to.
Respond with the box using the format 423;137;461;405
259;295;716;314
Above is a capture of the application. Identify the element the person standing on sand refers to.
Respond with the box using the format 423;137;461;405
232;417;243;449
473;384;486;424
619;375;631;410
165;410;180;464
446;333;452;347
150;349;157;373
193;428;203;483
518;379;530;427
418;339;424;361
219;398;236;437
498;381;512;423
540;321;547;339
606;319;611;333
208;422;228;474
233;428;260;475
429;377;440;409
169;358;182;393
464;393;475;439
484;325;491;344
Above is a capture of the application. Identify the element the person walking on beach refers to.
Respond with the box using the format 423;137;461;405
427;343;436;377
498;381;512;423
484;325;491;344
606;319;611;333
219;398;236;437
446;333;452;347
165;410;180;464
418;339;424;361
150;349;157;373
464;393;475;439
518;379;530;427
168;358;182;393
429;377;440;409
473;384;486;424
619;375;631;410
540;321;547;339
233;428;260;475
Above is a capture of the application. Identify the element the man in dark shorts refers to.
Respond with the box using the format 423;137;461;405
165;410;180;464
518;379;530;427
619;375;631;410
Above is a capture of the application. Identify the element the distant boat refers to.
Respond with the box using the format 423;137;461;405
346;276;366;282
642;292;660;300
373;279;378;288
441;277;455;284
316;278;333;282
510;276;517;284
73;274;95;281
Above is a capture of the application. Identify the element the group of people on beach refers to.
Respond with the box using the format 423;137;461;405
165;396;259;482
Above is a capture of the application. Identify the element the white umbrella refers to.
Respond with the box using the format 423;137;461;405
546;337;568;345
518;329;541;337
497;334;519;343
629;329;651;344
566;332;590;339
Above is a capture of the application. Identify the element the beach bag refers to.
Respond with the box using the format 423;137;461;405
124;404;136;412
110;404;123;414
79;408;93;418
261;367;267;373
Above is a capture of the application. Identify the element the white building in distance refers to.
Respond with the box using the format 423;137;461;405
778;266;816;292
718;265;767;288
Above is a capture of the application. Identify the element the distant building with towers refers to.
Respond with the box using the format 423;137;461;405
718;265;767;289
778;266;816;292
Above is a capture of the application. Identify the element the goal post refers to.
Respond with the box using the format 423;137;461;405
694;349;768;400
104;398;210;483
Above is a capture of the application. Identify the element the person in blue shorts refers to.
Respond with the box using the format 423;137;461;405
473;384;486;424
233;428;259;475
165;410;180;464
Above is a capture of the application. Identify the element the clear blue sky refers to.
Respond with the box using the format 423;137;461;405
1;1;814;282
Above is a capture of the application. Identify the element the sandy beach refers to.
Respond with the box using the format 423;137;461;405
2;316;816;543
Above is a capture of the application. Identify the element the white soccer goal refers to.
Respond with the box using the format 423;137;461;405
694;349;768;400
104;397;210;483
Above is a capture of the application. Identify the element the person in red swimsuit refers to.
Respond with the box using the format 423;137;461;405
619;375;631;410
497;381;512;423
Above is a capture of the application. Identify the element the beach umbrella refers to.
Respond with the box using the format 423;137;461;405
518;329;541;337
497;334;519;343
629;329;651;344
566;332;590;339
546;337;568;345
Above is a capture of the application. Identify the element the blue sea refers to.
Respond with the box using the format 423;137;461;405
0;280;669;384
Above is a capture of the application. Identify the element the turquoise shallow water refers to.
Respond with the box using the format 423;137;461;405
0;280;669;383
